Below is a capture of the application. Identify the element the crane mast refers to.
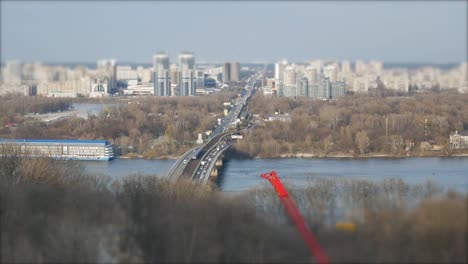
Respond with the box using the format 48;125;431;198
261;171;330;264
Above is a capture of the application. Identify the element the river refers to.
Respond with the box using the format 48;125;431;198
72;103;114;116
82;157;468;193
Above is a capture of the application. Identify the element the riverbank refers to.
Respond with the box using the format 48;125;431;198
118;154;179;160
276;152;468;159
117;151;468;160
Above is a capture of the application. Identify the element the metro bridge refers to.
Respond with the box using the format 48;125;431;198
166;75;259;185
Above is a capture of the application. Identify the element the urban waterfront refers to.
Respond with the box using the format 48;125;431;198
83;157;468;193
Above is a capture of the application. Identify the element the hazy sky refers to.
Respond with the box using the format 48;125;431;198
1;1;466;63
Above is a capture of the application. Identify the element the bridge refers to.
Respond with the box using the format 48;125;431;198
166;75;259;185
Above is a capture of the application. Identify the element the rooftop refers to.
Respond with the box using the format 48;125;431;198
0;138;109;145
453;130;468;136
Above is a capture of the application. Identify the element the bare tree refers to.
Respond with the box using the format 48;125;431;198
355;131;370;155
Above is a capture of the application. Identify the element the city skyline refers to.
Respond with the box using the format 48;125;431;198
1;1;466;63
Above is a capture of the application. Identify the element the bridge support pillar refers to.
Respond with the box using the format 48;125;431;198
210;167;218;178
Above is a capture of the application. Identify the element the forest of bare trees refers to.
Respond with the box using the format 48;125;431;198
0;91;239;158
234;91;468;158
1;90;467;159
0;95;72;125
1;150;466;263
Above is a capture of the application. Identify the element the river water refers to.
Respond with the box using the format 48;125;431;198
72;103;114;116
82;157;468;193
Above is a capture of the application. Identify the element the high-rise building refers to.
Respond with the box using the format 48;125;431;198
196;70;205;90
355;60;367;74
324;64;338;82
222;62;240;82
231;62;240;82
296;77;309;97
280;65;297;98
170;64;179;86
140;68;152;84
153;52;171;96
305;66;317;83
341;60;351;73
369;60;383;74
178;52;196;96
222;63;231;83
318;76;331;100
116;65;138;80
331;81;347;99
96;59;116;92
309;60;323;73
282;84;296;98
308;74;331;100
274;59;288;83
283;65;296;85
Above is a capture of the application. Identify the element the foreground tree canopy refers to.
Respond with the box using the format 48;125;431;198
0;154;466;263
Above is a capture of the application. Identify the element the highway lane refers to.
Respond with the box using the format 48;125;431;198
167;147;199;182
193;140;232;184
178;132;229;179
190;78;259;183
167;75;259;181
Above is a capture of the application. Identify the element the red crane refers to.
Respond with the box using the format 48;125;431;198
261;171;330;264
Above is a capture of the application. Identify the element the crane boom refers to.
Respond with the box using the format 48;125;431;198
261;171;330;264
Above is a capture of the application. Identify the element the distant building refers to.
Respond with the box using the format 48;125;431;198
267;113;291;123
139;68;152;84
222;63;230;83
262;87;274;96
231;62;240;82
0;139;114;161
153;52;171;96
89;80;109;98
323;64;338;82
306;75;331;100
196;70;205;90
96;59;117;91
178;52;196;96
170;64;179;86
222;62;240;82
204;78;217;88
124;83;154;96
450;131;468;149
116;65;138;80
341;60;351;73
274;59;288;84
331;80;347;99
305;66;317;83
296;77;309;97
283;65;296;85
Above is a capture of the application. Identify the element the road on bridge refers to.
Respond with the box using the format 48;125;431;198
167;73;262;183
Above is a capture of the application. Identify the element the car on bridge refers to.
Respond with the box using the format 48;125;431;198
192;148;203;160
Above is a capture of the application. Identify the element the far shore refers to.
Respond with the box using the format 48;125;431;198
117;152;468;160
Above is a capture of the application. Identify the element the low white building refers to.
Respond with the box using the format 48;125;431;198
450;131;468;149
89;80;109;98
0;139;114;161
124;83;154;96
